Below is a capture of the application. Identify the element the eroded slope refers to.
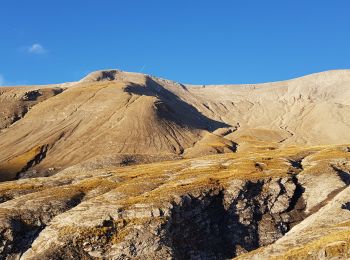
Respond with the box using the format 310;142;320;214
0;85;64;131
0;72;231;181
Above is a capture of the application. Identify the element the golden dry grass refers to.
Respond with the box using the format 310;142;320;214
0;146;45;181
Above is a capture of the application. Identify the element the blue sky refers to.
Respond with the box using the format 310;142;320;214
1;1;350;85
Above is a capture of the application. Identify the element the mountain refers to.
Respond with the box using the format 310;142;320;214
1;69;350;181
0;69;349;259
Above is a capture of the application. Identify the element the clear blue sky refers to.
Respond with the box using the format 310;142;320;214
1;0;350;85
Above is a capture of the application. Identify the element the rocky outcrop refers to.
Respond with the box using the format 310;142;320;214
19;167;349;259
0;144;345;259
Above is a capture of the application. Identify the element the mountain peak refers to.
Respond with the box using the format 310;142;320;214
79;69;151;84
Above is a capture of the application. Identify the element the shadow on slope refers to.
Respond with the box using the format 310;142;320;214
125;77;230;132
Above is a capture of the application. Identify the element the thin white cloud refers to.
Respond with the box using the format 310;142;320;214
27;43;47;54
0;74;5;86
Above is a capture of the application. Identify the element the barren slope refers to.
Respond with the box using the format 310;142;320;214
0;85;64;131
0;71;231;181
181;70;350;147
1;69;350;181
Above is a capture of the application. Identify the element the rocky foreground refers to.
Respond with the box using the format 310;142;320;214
0;145;348;259
0;70;350;259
